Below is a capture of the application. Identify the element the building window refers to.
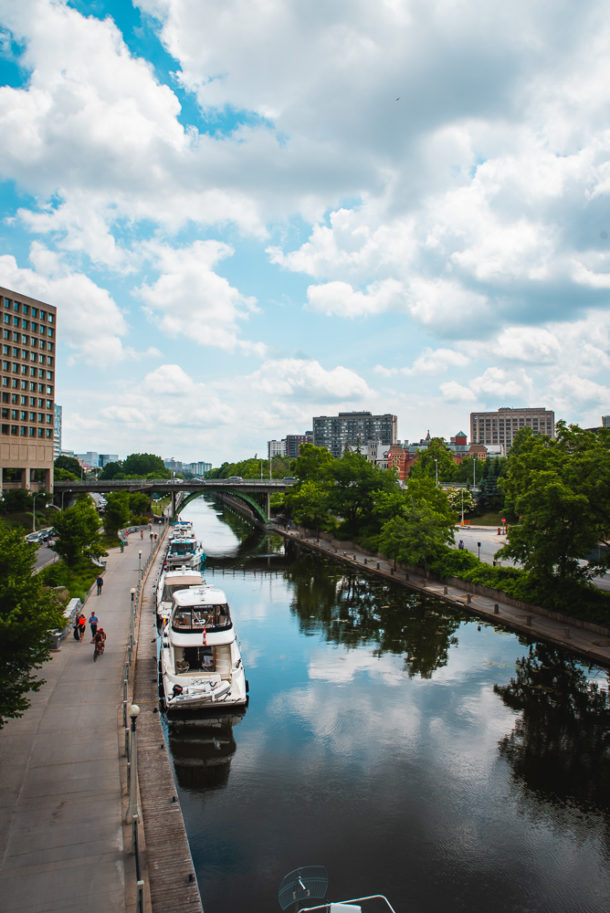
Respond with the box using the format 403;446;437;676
22;305;29;315
29;427;35;436
31;308;37;317
12;301;19;311
12;317;19;326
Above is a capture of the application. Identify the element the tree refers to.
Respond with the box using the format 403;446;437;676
408;438;456;482
285;480;334;534
499;425;610;585
292;443;335;481
329;450;397;538
103;492;131;538
99;461;123;480
122;452;168;477
52;498;103;565
445;487;476;518
0;489;32;514
129;492;150;517
378;478;456;572
0;524;65;727
54;454;82;477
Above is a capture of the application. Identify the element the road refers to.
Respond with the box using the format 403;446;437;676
454;525;610;593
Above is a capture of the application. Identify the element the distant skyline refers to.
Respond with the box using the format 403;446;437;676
0;0;608;465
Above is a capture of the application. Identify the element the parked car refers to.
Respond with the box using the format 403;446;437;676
227;476;243;482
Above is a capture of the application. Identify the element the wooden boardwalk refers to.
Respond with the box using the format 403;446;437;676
133;545;203;913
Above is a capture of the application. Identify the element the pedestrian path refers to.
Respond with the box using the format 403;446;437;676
0;532;156;913
277;527;610;669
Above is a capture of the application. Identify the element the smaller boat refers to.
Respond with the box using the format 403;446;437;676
161;584;248;713
156;566;205;626
168;519;194;539
165;533;206;569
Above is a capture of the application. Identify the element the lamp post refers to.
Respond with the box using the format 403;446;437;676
138;550;142;581
460;488;464;526
477;541;481;561
126;704;140;823
434;459;439;486
473;456;477;488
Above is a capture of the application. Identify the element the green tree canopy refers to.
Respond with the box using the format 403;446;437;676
0;524;65;727
292;443;335;481
0;488;32;514
52;498;103;565
285;479;334;533
54;455;82;477
329;451;397;539
378;478;457;572
99;461;123;480
499;424;610;584
122;452;168;477
103;492;131;538
408;438;456;482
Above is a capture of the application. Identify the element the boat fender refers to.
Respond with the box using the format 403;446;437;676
172;684;184;697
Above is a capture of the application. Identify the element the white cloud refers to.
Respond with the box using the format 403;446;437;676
0;247;129;364
248;358;372;402
137;240;265;355
306;278;404;318
439;381;477;403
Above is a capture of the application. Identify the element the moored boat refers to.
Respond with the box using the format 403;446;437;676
156;566;205;626
165;532;206;569
161;583;247;712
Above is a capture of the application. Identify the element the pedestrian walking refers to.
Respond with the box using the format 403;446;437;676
88;610;99;642
77;612;87;642
96;574;104;595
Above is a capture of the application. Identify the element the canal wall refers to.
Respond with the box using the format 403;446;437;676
273;524;610;668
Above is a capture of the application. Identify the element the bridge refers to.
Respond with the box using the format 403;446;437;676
53;477;296;523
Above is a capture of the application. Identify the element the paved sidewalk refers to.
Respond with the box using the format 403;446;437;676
0;533;156;913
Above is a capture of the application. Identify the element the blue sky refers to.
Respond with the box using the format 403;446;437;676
0;0;608;465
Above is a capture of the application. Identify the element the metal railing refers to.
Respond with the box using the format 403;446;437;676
122;527;161;913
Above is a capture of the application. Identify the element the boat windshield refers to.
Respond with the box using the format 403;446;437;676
162;580;199;602
169;540;196;556
172;604;232;632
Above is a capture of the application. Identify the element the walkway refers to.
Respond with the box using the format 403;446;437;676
276;527;610;669
0;531;156;913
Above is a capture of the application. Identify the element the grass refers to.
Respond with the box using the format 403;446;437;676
40;558;100;603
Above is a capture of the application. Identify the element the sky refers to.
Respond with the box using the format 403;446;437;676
0;0;609;466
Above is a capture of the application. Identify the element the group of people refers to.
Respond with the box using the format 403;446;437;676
73;599;106;652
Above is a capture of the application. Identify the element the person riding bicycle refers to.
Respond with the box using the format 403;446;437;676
93;627;106;651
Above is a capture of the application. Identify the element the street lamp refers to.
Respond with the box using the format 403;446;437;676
473;456;477;488
138;550;142;580
126;704;141;822
460;488;464;525
32;491;47;533
477;541;481;561
434;458;438;486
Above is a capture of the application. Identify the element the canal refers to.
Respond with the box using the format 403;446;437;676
166;497;610;913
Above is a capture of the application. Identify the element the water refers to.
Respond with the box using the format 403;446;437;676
167;497;610;913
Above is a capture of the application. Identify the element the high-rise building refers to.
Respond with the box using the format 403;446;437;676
0;286;56;493
54;404;62;459
284;432;312;459
312;411;397;458
470;407;555;454
267;439;286;460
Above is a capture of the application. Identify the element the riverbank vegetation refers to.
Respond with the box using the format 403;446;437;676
281;432;610;626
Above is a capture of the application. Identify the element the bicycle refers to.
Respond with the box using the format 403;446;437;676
93;632;106;661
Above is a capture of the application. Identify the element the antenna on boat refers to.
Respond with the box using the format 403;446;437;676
278;866;328;913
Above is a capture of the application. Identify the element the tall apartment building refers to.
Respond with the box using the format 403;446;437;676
470;407;555;454
267;439;286;461
312;411;397;458
0;286;56;493
285;432;312;459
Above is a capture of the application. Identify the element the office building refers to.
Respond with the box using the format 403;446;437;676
0;286;56;493
470;407;555;454
312;411;397;458
99;453;119;467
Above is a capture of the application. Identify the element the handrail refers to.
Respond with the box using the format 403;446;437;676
122;525;163;913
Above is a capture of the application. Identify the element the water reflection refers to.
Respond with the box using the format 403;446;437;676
174;499;610;913
495;643;610;813
168;711;246;791
284;547;461;678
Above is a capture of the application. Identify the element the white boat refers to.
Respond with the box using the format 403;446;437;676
161;584;248;712
168;519;194;539
156;566;205;625
165;533;206;568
